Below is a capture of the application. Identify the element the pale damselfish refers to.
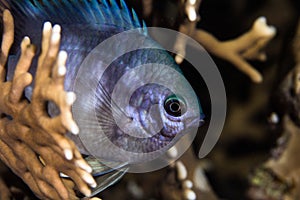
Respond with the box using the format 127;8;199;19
0;0;204;195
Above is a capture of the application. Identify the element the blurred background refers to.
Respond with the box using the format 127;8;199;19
111;0;300;199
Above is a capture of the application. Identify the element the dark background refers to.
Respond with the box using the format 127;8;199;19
124;0;300;199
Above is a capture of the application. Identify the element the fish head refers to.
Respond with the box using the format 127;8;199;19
73;30;204;165
94;47;204;161
125;81;204;145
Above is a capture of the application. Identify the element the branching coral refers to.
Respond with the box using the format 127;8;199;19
248;116;300;200
0;10;97;199
248;18;300;200
160;147;218;200
174;0;276;83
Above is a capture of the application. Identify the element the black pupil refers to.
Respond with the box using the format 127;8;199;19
164;98;184;117
170;102;180;112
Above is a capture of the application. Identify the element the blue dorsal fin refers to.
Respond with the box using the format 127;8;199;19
81;0;98;22
120;0;130;16
42;1;61;19
90;0;106;22
99;0;114;24
102;0;110;9
131;8;141;28
109;0;122;25
142;20;148;35
0;0;148;42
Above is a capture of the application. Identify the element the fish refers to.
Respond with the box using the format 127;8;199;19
0;0;204;196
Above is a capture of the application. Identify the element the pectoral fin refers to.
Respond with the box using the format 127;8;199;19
85;156;129;197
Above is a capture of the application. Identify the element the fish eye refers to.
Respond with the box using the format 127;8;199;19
164;95;187;117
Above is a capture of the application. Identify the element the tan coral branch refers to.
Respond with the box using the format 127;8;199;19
174;2;276;83
0;10;96;199
0;10;13;81
193;17;275;83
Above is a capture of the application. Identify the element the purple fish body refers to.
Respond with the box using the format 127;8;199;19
0;0;204;195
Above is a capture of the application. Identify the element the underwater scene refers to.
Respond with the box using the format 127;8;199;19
0;0;299;200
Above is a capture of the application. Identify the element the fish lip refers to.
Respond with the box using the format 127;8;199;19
186;116;205;128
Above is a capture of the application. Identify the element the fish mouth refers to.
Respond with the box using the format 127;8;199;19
186;116;205;128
